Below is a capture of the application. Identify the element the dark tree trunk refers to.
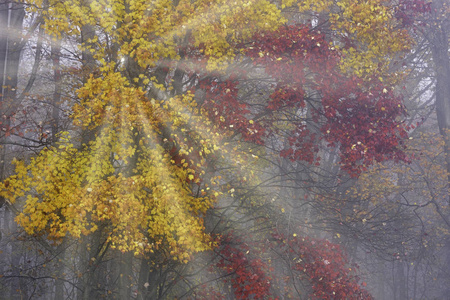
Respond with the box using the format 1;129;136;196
0;2;25;298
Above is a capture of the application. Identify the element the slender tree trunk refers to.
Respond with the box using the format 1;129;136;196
396;262;406;300
430;0;450;194
51;38;61;142
9;216;29;299
0;1;9;104
413;262;418;300
0;2;25;299
0;0;24;203
79;230;109;300
53;243;66;300
0;0;24;110
118;252;133;300
429;2;450;298
136;254;166;300
392;260;397;300
137;258;151;300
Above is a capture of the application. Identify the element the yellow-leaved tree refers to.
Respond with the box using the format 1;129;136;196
0;0;282;298
2;0;282;255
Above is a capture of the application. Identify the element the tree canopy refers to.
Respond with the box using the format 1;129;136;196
0;0;448;299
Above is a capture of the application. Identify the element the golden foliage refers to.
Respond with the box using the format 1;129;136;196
283;0;413;81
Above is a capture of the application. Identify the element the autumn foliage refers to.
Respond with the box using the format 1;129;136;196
189;231;372;299
0;0;421;298
273;233;372;299
216;233;274;299
236;24;407;175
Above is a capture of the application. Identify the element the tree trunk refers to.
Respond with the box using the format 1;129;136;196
137;258;151;300
0;2;8;101
118;252;133;300
51;38;61;143
53;242;66;300
429;2;450;298
0;0;24;109
0;0;24;205
78;231;108;300
430;0;450;193
0;2;25;298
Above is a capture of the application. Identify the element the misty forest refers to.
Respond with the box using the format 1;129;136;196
0;0;449;299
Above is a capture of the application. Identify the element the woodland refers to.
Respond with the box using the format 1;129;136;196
0;0;449;299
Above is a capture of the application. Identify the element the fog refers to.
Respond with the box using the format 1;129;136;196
0;0;449;299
